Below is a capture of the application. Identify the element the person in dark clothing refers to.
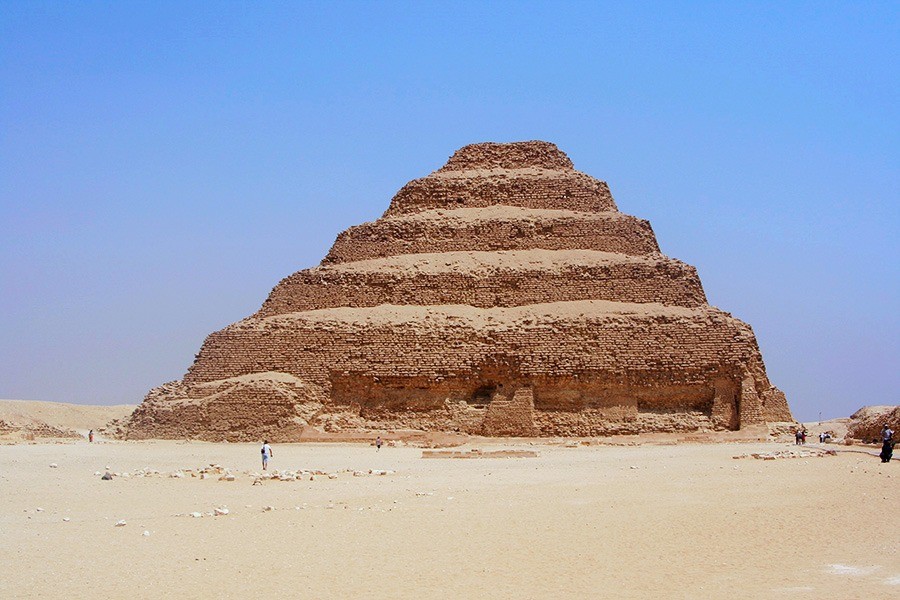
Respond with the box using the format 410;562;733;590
880;425;894;463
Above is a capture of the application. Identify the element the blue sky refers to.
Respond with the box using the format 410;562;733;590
1;1;897;421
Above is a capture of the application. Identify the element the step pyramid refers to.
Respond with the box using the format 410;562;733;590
125;141;793;440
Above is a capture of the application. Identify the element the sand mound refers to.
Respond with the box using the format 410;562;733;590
0;400;135;437
847;405;900;442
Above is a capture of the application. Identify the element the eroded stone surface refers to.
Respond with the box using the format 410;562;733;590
124;141;793;440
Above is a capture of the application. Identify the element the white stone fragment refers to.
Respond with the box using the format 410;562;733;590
49;463;58;468
213;507;229;516
115;520;126;527
142;531;151;537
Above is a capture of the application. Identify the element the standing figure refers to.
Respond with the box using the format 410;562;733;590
88;430;94;443
376;436;383;451
880;425;894;463
261;440;273;470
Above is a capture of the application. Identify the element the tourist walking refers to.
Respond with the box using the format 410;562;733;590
261;440;273;470
88;429;94;443
376;436;383;451
880;425;894;463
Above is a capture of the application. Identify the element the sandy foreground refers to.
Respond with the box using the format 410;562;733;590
1;438;897;599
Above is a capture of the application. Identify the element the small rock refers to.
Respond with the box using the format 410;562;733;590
93;471;102;476
189;512;203;518
263;506;274;512
49;463;58;468
101;472;113;481
142;530;151;537
62;517;70;522
115;520;127;527
36;507;44;512
213;507;229;516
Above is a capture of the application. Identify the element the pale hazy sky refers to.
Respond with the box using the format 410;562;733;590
2;2;897;421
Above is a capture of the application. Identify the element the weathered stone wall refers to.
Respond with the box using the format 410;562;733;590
385;171;616;216
438;141;575;172
124;140;793;440
324;209;660;264
257;252;707;316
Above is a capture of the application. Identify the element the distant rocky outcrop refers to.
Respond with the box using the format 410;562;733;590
846;405;900;443
125;141;793;441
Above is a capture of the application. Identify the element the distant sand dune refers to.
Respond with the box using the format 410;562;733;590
0;399;135;434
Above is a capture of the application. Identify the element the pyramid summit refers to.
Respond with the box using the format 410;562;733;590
124;141;793;440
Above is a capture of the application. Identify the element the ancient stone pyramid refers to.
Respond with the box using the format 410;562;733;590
126;141;793;440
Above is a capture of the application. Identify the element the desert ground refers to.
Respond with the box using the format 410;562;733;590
1;433;896;599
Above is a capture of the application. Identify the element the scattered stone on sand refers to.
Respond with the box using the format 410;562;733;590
142;531;151;537
114;520;126;527
214;507;229;516
101;472;113;480
62;517;70;522
49;463;58;468
732;449;838;460
189;512;203;518
422;449;538;459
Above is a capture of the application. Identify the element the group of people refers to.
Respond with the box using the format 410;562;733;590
794;429;808;445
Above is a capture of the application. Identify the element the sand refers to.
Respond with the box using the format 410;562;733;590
0;399;135;436
1;438;896;599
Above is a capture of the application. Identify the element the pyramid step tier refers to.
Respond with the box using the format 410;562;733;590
259;250;706;316
384;170;616;216
325;207;660;263
439;141;576;172
191;301;759;387
179;300;790;429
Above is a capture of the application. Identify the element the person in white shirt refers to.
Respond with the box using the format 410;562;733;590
261;441;273;470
